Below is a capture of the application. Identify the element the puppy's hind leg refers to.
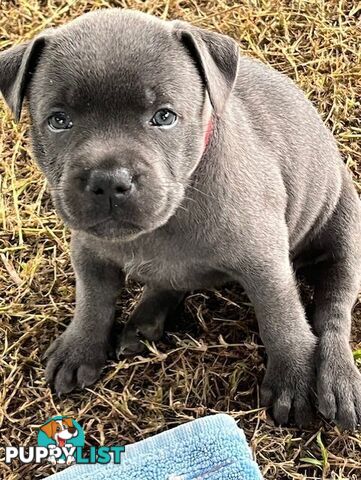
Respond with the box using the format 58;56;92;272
311;182;361;430
117;286;184;356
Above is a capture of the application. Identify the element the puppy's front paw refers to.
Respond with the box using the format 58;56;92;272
44;328;108;395
261;345;316;427
317;336;361;430
66;455;75;465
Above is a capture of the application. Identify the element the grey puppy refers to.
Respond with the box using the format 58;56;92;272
1;9;360;429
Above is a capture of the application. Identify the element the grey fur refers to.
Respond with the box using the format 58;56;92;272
1;9;360;429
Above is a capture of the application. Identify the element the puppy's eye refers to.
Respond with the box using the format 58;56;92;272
150;109;177;128
48;112;73;131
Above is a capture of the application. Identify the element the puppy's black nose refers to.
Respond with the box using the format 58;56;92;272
86;168;133;198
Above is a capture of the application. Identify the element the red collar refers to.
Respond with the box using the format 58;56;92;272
203;116;214;152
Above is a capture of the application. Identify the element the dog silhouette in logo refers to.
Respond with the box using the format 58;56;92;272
40;417;78;464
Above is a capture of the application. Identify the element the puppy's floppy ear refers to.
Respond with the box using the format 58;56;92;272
63;417;74;428
173;21;239;114
39;420;57;439
0;34;47;122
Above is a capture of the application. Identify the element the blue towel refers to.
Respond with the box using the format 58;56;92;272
46;414;262;479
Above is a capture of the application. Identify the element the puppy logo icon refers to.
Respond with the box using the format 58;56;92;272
37;416;85;465
5;415;124;465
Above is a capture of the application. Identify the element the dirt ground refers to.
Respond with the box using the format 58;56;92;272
1;1;360;479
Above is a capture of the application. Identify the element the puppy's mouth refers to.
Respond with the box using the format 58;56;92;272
51;179;185;241
84;217;142;239
51;192;145;238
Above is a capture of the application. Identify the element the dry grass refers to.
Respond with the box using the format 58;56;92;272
0;1;360;479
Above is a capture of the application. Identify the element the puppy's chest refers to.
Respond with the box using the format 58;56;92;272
109;240;229;290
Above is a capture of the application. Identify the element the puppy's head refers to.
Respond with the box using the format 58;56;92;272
40;417;77;440
0;10;239;241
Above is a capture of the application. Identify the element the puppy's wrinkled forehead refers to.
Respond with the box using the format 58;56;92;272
35;11;197;112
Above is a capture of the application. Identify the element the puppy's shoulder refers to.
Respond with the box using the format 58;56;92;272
235;54;304;101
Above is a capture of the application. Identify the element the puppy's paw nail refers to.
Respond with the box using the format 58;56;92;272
116;346;126;359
